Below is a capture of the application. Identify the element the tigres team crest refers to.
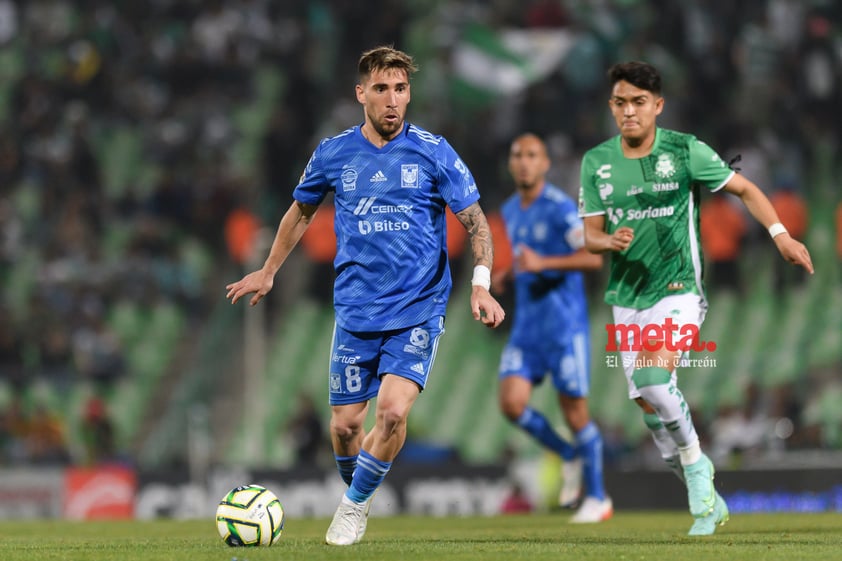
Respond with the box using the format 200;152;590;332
401;164;419;188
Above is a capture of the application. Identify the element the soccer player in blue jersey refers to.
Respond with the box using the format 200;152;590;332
226;46;505;546
495;134;612;523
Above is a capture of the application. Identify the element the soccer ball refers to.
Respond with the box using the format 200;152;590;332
216;484;285;547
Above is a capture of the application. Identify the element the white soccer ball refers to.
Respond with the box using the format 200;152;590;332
216;484;285;547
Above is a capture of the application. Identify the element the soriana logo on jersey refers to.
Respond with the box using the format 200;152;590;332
64;466;137;520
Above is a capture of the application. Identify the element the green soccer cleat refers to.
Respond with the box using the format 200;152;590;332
684;454;716;518
688;491;730;536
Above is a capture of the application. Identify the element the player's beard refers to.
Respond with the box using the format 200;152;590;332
369;110;404;140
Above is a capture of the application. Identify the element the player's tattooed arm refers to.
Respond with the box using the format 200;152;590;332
456;201;494;269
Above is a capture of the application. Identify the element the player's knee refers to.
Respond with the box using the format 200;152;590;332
330;416;363;443
376;403;410;435
634;397;656;414
499;398;525;422
564;407;590;432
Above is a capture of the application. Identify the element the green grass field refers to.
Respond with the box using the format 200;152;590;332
1;512;840;561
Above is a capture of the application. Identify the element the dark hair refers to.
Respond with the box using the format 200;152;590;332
607;61;661;95
358;46;418;82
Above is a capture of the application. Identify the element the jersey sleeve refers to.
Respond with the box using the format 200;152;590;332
292;140;330;205
688;139;735;193
578;152;607;217
436;139;480;213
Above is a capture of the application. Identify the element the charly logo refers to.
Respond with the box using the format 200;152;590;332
596;164;612;179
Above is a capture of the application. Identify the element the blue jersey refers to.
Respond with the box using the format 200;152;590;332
500;183;589;348
294;123;480;332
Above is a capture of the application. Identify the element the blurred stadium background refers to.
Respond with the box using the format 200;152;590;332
0;0;840;519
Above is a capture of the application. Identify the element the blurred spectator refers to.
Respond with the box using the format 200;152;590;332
224;205;261;266
0;0;17;45
38;324;76;384
71;300;126;390
488;211;513;283
0;401;29;464
724;125;774;239
261;101;317;210
446;207;468;286
836;201;842;274
299;203;337;302
0;133;22;190
769;185;809;293
488;211;514;327
500;480;534;514
795;14;840;160
524;0;570;28
26;403;71;466
287;393;325;467
731;11;784;129
700;193;747;293
80;396;117;466
768;382;807;449
709;383;770;468
148;171;193;227
0;308;25;387
678;2;734;139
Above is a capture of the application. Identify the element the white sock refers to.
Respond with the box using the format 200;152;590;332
637;381;699;451
678;441;702;466
678;440;702;466
649;421;679;458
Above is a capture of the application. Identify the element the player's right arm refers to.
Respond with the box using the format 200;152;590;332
578;154;634;254
583;215;634;253
226;200;319;306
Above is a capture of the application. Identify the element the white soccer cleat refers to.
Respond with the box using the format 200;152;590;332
354;495;374;544
570;496;613;524
325;495;367;546
559;457;583;507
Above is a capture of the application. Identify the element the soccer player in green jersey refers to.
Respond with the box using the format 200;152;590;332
579;61;813;536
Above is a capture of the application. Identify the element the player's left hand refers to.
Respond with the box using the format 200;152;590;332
775;234;814;274
470;286;505;328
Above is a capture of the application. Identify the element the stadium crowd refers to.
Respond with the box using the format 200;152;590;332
0;0;839;468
